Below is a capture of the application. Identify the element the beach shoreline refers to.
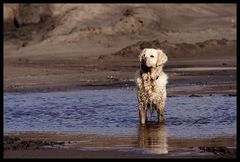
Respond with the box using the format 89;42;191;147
4;132;236;159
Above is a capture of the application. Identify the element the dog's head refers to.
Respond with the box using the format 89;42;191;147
139;48;168;71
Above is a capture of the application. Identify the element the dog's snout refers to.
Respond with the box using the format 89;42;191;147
141;59;146;65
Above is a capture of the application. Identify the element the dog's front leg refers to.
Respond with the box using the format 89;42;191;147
138;102;147;125
157;101;165;123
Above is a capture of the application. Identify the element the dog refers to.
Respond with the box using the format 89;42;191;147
135;48;168;124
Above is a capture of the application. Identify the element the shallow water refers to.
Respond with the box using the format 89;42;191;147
4;87;236;139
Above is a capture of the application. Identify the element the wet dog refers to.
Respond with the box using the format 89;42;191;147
135;48;168;124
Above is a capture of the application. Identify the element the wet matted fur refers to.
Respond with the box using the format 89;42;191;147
135;48;168;124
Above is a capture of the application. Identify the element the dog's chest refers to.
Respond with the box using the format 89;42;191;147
141;73;160;94
141;73;166;96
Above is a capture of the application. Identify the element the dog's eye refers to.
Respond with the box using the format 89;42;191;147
150;55;154;58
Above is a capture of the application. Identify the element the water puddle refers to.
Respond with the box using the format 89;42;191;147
4;87;236;138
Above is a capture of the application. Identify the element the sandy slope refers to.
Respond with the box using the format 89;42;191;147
3;4;236;92
4;4;236;56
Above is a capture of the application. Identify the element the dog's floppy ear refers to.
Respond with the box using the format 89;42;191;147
139;49;146;62
156;49;168;66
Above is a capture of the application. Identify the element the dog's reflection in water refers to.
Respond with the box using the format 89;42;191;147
138;122;168;154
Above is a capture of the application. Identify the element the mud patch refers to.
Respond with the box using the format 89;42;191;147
4;136;65;150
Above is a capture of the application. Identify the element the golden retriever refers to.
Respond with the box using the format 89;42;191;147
135;48;168;124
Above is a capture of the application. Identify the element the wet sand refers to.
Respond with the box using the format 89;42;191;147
3;44;236;94
4;132;236;159
4;38;236;95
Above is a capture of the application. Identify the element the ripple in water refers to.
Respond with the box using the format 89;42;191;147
4;87;236;138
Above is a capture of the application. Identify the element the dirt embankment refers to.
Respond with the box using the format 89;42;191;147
3;4;236;92
4;4;236;50
98;39;236;69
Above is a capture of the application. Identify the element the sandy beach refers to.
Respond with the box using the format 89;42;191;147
4;4;237;159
